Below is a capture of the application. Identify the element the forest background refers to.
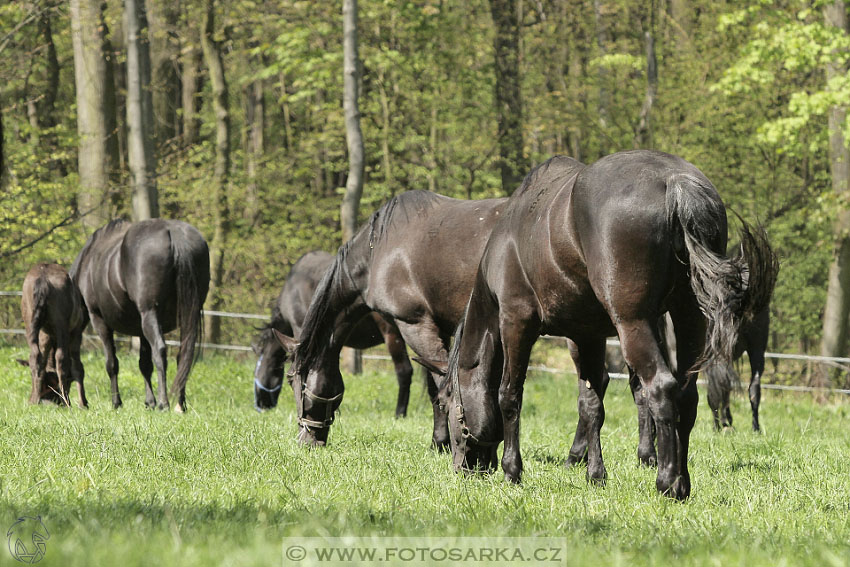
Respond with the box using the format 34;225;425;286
2;0;849;387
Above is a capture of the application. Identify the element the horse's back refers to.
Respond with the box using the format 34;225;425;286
366;191;508;329
277;251;335;336
22;263;86;338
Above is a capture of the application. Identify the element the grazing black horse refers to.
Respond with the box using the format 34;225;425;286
436;151;777;499
706;306;770;431
70;219;210;412
253;250;414;416
283;191;508;448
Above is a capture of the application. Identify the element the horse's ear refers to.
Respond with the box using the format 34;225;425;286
272;329;299;354
16;359;29;367
412;357;448;377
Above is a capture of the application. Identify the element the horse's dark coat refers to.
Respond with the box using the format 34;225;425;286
20;263;88;407
290;191;508;447
70;219;209;411
253;250;413;416
443;150;777;499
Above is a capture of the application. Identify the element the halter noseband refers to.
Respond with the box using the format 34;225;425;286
254;355;283;393
297;387;344;430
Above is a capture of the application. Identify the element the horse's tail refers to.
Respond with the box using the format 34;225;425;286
170;231;209;398
28;274;50;346
666;173;778;369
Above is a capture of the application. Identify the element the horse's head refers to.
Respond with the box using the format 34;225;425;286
252;327;295;411
285;335;344;448
422;317;502;474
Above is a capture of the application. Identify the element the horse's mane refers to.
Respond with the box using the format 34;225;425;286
70;218;129;279
292;245;354;377
366;190;443;249
294;191;444;377
513;155;581;197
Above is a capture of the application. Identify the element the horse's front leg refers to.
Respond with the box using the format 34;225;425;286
498;311;540;484
392;320;450;450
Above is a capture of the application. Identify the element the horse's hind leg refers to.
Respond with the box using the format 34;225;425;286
52;328;72;406
90;314;122;408
748;347;764;432
381;323;413;418
27;335;46;405
565;340;588;467
617;319;684;498
630;366;657;466
569;338;609;485
140;310;169;410
138;336;156;408
667;299;706;500
70;332;87;408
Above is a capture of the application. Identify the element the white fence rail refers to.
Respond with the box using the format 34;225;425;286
2;292;849;395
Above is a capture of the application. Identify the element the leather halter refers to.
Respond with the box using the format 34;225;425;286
291;366;343;431
450;359;498;471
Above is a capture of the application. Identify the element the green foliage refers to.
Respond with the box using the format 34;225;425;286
0;347;848;565
0;0;843;357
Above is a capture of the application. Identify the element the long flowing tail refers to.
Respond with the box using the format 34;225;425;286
28;275;50;346
667;173;779;368
170;235;210;398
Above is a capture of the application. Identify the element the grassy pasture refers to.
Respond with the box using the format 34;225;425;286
0;344;848;566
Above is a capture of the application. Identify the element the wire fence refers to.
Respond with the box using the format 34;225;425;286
2;292;849;395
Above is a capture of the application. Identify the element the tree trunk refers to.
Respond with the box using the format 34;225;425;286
201;0;231;345
634;5;657;148
341;0;364;375
70;0;119;231
243;70;264;221
593;0;611;134
125;0;159;221
819;0;850;391
489;0;524;194
148;0;180;146
180;41;202;147
669;0;692;40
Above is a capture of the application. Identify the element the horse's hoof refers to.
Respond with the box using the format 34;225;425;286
564;453;587;469
174;404;186;414
157;402;169;411
638;454;657;468
504;471;521;484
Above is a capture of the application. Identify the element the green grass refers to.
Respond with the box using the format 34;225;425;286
0;345;849;566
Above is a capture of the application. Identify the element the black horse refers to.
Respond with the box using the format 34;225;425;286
253;250;414;417
434;151;776;499
70;219;210;412
283;191;508;448
706;306;770;431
